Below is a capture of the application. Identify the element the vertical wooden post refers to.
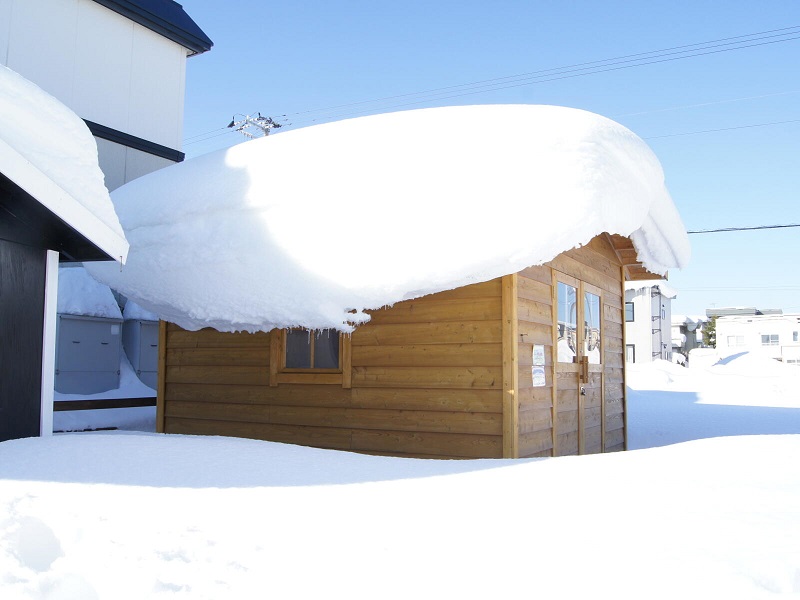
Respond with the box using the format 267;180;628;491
341;334;352;389
501;274;519;459
620;266;628;451
269;329;281;387
156;320;167;433
550;268;559;457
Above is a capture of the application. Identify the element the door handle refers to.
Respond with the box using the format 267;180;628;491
579;355;589;382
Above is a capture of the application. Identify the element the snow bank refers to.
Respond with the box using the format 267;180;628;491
57;267;122;319
88;105;689;333
0;433;798;598
0;65;126;249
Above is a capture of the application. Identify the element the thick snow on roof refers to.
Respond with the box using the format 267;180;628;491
57;267;122;319
88;105;690;332
0;65;127;261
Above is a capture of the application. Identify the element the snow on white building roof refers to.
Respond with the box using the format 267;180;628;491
57;267;122;319
87;104;690;333
625;279;679;299
0;65;128;262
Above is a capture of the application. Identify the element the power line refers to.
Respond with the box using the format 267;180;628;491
644;118;800;140
281;27;800;128
182;24;800;144
279;25;800;124
687;224;800;234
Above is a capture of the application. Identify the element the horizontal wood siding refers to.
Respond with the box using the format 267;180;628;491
161;280;505;458
516;265;555;458
160;235;628;458
350;279;504;458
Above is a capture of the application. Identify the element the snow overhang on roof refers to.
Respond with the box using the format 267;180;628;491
92;0;213;55
0;65;128;263
624;279;678;299
88;104;690;333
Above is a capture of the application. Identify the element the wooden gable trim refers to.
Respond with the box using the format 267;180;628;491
603;233;666;281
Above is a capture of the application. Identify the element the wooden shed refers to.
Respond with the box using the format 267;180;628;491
156;233;660;459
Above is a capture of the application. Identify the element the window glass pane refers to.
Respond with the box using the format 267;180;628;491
557;282;577;363
314;329;340;369
286;329;311;368
625;302;634;322
585;292;601;364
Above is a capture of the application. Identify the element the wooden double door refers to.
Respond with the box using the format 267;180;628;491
553;272;604;455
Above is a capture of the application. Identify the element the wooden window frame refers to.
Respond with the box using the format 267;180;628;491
270;329;351;388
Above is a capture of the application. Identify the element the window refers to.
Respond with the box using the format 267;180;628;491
794;331;798;343
286;329;340;369
625;302;635;322
728;335;745;347
761;334;779;346
271;328;351;387
626;344;636;363
557;281;577;363
584;291;601;364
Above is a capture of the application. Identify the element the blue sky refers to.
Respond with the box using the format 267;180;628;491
179;1;799;317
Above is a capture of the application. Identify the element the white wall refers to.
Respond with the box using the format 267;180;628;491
96;138;176;192
625;283;673;363
716;314;800;360
1;0;188;150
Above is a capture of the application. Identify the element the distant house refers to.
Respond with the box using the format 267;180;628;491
90;105;691;459
624;281;676;363
671;315;707;360
712;308;800;364
0;67;128;442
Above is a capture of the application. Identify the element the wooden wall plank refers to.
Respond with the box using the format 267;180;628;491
351;429;503;458
518;407;553;433
352;366;502;389
366;297;501;324
166;365;269;386
168;328;270;348
166;417;354;450
167;347;269;366
350;388;502;413
351;321;502;346
519;429;553;456
166;401;503;436
351;343;502;367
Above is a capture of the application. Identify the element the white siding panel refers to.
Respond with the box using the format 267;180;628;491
124;148;174;183
5;0;79;105
72;0;134;132
95;137;128;192
129;25;185;148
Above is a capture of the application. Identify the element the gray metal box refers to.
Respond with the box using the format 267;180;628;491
55;314;122;394
122;319;159;389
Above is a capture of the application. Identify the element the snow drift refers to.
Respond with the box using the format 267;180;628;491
88;104;690;332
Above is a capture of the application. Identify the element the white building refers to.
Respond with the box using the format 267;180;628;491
624;280;676;363
0;0;212;192
671;315;707;360
714;310;800;364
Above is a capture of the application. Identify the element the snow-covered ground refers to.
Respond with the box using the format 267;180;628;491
2;351;799;599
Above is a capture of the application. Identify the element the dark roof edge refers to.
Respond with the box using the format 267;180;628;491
85;120;185;163
91;0;213;55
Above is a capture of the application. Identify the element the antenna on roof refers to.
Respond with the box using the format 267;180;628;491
227;113;283;139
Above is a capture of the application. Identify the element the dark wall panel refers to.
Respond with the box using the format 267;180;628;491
0;238;46;441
